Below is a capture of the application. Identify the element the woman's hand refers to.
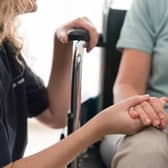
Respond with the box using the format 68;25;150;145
97;95;151;136
128;97;168;130
55;17;98;52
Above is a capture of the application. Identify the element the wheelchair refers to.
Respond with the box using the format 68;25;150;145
66;7;127;168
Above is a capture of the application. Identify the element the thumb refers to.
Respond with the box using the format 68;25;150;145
160;97;168;105
122;95;150;109
57;30;68;44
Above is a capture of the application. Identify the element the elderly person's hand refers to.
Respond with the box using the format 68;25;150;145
55;17;98;52
96;95;151;136
128;97;168;130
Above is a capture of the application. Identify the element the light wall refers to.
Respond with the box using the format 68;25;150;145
22;0;133;156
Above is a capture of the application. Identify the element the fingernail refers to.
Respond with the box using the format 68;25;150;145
129;107;135;111
159;113;165;119
145;94;150;96
145;118;151;125
132;111;137;115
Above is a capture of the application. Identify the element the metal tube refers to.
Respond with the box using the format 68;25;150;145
71;40;86;131
103;0;113;43
104;0;113;9
68;40;86;168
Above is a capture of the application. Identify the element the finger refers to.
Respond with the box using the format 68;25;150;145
149;97;167;120
135;105;151;126
149;97;167;129
160;120;167;130
141;101;160;127
160;97;168;105
59;31;68;43
123;95;150;109
150;97;168;128
79;17;98;52
55;27;69;44
160;113;168;130
65;17;98;51
128;107;139;119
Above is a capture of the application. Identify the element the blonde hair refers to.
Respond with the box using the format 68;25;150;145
0;0;34;50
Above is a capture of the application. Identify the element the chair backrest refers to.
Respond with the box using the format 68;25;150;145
101;9;127;109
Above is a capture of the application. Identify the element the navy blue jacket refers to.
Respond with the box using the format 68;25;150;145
0;40;48;167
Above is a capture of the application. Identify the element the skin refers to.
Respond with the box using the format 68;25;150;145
36;17;98;128
114;48;168;129
4;95;150;168
1;1;156;168
24;0;98;128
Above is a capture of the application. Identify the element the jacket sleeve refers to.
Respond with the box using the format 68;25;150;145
24;64;49;118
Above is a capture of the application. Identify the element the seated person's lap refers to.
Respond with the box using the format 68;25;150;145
111;127;168;168
100;127;168;168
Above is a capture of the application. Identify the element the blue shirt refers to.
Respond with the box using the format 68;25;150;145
117;0;168;111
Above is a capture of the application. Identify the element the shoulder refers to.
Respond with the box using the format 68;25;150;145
126;0;168;34
130;0;168;19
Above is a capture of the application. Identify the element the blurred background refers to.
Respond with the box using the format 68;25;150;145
18;0;133;157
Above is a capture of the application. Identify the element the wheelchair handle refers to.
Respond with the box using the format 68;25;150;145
68;29;90;42
68;29;106;47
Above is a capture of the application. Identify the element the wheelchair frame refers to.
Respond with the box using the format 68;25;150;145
67;8;127;168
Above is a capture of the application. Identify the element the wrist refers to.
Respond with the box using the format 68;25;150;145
92;113;111;138
79;115;106;144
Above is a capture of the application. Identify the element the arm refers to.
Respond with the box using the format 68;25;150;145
113;48;151;103
114;0;168;128
36;39;72;128
4;95;149;168
36;17;98;128
114;49;168;128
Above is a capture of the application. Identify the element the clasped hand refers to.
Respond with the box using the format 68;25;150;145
129;97;168;130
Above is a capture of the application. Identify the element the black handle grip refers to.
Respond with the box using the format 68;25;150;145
68;29;89;42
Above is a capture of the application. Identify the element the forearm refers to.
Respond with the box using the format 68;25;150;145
113;49;151;104
113;83;145;103
4;95;150;168
47;37;73;122
4;116;105;168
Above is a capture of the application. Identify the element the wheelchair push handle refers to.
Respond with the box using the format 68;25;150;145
68;29;90;42
68;28;106;47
